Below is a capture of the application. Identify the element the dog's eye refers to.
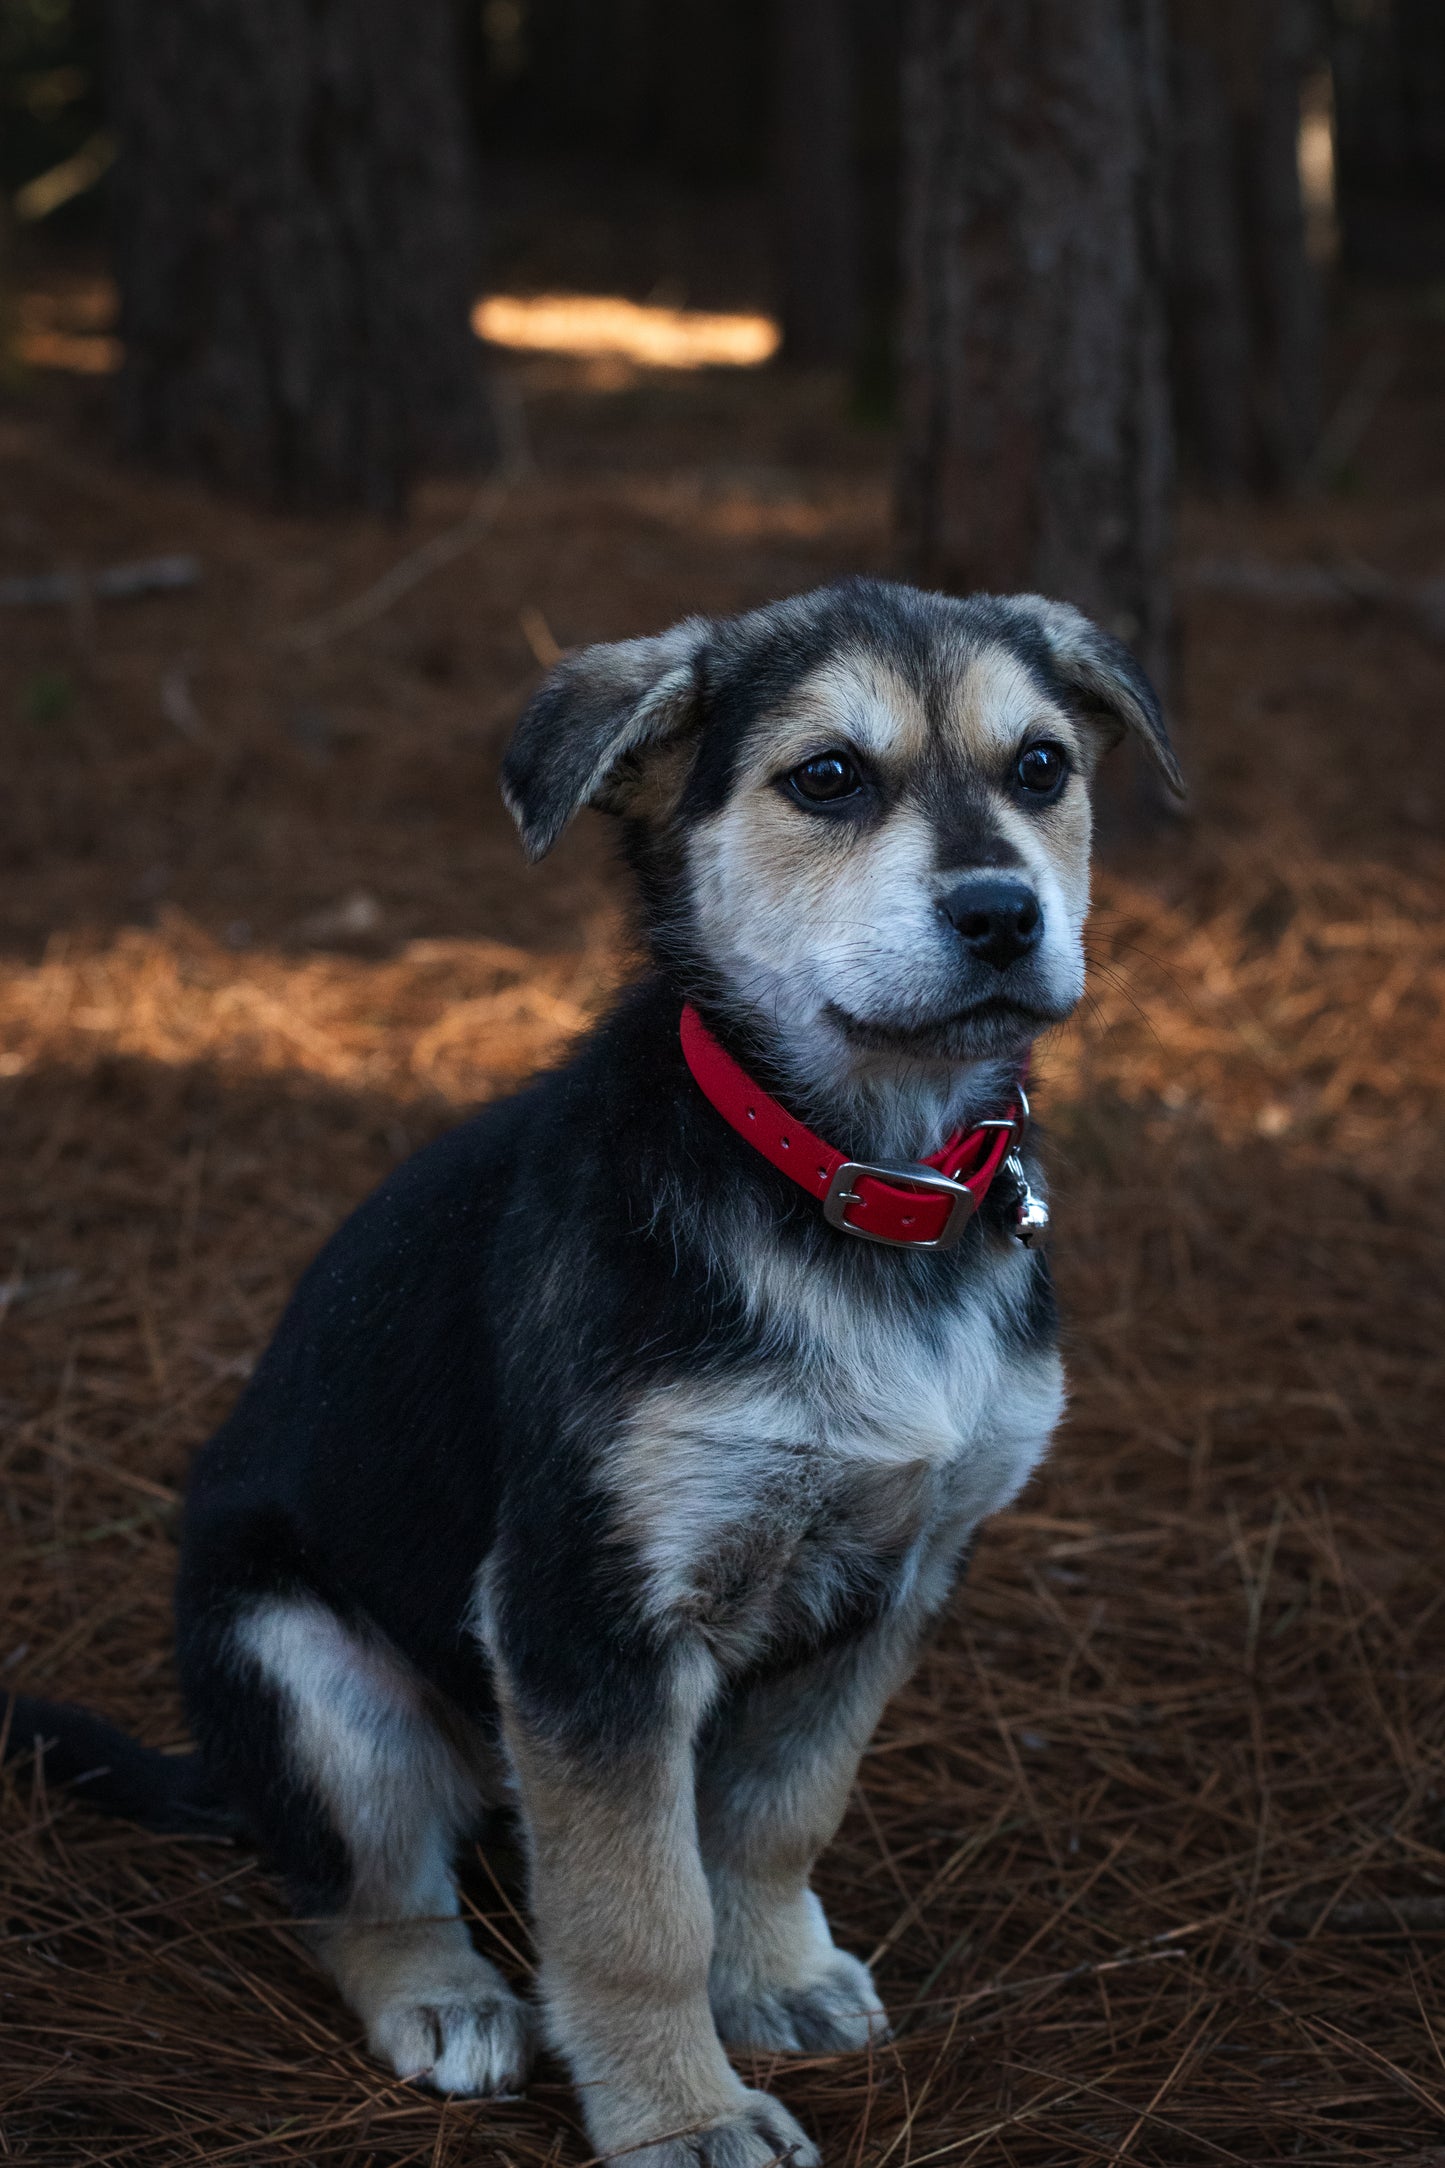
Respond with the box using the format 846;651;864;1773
1016;741;1069;797
788;752;862;805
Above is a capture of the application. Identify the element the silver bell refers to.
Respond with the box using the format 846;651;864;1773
1003;1153;1050;1248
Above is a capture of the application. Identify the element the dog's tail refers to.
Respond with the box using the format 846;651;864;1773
2;1693;236;1835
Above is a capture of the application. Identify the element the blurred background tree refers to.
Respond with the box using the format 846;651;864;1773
5;0;1443;523
772;0;860;368
1167;0;1323;491
1332;0;1445;279
105;0;493;513
895;0;1172;705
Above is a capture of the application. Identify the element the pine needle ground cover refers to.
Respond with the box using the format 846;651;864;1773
1;302;1443;2164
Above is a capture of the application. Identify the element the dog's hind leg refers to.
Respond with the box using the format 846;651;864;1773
697;1624;917;2056
220;1596;532;2095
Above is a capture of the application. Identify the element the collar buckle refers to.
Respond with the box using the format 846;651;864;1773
971;1086;1030;1154
822;1161;979;1250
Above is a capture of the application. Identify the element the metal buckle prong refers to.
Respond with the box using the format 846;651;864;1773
822;1160;978;1251
972;1087;1030;1152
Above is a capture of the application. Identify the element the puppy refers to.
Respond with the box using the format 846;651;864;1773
7;579;1179;2165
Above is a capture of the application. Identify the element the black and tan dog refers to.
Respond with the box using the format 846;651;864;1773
6;579;1179;2166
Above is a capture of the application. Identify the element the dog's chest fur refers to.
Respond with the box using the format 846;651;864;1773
605;1227;1061;1670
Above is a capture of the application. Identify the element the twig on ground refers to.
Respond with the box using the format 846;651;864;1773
1304;341;1401;489
160;664;207;744
1272;1896;1445;1938
0;556;201;608
276;481;514;655
277;377;534;657
1180;552;1445;644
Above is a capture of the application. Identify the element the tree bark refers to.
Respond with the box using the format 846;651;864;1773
896;0;1172;699
506;0;770;187
107;0;492;513
1333;0;1445;280
1167;0;1322;490
773;0;861;366
850;0;903;413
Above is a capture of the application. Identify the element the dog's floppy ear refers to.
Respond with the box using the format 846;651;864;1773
1012;596;1184;797
501;616;710;860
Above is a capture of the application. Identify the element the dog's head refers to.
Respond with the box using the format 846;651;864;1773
503;579;1180;1141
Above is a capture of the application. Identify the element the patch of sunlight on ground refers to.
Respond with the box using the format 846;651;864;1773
0;915;625;1105
11;284;783;377
472;292;781;369
14;286;122;375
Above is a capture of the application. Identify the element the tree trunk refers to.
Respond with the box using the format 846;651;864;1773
896;0;1172;701
773;0;861;366
851;0;904;413
504;0;771;189
1333;0;1445;281
107;0;492;514
1168;0;1322;490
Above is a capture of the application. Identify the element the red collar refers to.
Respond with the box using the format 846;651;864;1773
679;1004;1030;1251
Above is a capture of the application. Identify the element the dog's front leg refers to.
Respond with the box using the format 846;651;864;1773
496;1648;818;2168
698;1625;917;2055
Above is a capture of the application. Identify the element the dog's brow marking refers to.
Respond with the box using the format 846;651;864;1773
948;642;1075;765
747;652;931;777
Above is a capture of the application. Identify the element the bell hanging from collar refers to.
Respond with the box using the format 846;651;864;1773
1003;1152;1050;1248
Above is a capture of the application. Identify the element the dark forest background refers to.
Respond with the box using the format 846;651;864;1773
2;11;1445;2164
5;1;1443;491
3;0;1443;764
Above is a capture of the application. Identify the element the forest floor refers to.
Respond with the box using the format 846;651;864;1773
1;259;1444;2165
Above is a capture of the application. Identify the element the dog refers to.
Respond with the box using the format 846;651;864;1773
6;578;1180;2166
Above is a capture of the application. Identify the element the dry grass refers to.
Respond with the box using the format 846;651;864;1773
1;287;1444;2163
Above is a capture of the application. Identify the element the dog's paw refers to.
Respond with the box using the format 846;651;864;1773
714;1950;889;2055
625;2090;819;2168
370;1983;533;2096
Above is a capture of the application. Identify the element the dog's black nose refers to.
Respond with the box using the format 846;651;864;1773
939;878;1043;969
